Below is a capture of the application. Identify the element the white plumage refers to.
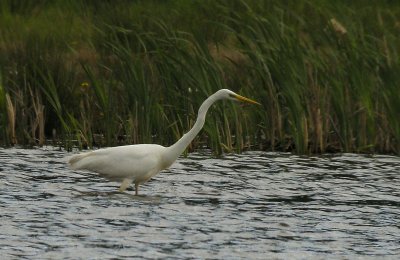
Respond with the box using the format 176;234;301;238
68;89;259;195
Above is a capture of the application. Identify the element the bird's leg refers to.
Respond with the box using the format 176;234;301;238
118;178;133;192
135;182;139;196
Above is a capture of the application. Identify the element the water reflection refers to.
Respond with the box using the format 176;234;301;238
0;147;399;259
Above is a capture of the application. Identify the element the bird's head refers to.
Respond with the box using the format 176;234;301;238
217;89;260;105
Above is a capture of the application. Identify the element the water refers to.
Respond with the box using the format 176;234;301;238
0;147;399;259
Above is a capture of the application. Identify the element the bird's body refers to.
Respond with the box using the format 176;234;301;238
68;89;259;195
69;144;168;182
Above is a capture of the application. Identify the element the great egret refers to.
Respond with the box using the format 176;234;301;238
68;89;259;195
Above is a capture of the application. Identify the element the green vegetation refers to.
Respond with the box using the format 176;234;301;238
0;0;399;154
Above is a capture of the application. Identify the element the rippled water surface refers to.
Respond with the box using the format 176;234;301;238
1;147;399;259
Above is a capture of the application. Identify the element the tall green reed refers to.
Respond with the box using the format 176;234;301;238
0;0;399;154
0;71;8;145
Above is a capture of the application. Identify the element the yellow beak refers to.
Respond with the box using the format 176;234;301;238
234;94;261;105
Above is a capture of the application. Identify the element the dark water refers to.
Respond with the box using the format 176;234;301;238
0;147;399;259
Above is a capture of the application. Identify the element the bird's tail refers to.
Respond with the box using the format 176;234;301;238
68;152;93;170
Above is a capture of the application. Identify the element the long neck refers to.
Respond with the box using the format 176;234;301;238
165;94;219;164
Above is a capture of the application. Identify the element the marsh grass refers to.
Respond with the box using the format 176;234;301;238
0;0;399;154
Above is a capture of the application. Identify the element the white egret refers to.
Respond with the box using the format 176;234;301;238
68;89;260;195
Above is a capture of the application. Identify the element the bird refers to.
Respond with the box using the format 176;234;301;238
68;89;260;195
